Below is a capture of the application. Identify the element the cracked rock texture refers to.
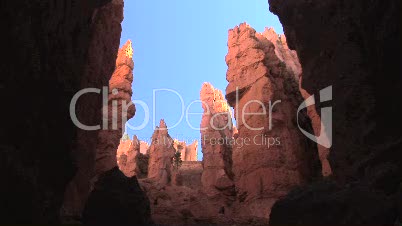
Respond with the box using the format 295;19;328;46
148;119;176;186
263;27;332;177
225;23;321;219
117;135;141;177
200;82;235;198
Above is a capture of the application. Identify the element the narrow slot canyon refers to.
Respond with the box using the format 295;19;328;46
1;0;401;225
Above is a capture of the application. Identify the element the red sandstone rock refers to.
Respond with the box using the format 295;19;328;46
140;141;150;155
185;140;198;161
173;139;198;161
94;40;136;177
148;119;176;186
173;139;187;161
225;23;320;218
262;27;301;78
262;27;332;177
117;135;141;177
200;82;235;197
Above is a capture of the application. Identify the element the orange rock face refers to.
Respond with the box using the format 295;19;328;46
173;139;198;161
139;141;150;155
117;135;141;177
262;27;332;177
95;40;136;177
225;23;321;218
200;82;235;197
185;140;198;161
147;119;176;186
261;28;302;78
173;139;187;161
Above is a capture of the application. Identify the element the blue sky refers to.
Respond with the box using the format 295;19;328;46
120;1;283;160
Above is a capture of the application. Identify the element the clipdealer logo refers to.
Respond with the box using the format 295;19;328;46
297;86;332;148
69;86;332;149
201;134;281;149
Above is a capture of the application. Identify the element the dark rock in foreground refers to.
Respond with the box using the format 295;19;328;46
269;180;397;225
83;167;153;226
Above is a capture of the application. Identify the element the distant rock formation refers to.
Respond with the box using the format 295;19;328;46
200;82;235;197
172;161;203;189
173;139;198;161
185;140;198;161
117;135;141;177
140;141;150;155
148;119;176;186
225;23;321;218
173;139;187;161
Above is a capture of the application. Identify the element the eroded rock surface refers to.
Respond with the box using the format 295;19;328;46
140;141;150;155
200;82;235;197
148;119;176;186
185;140;199;161
140;173;269;226
225;23;321;218
94;40;135;177
117;135;141;177
173;140;198;161
263;27;332;177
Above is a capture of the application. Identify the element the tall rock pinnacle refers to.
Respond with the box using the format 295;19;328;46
200;82;235;197
95;40;136;177
148;119;176;186
225;23;321;218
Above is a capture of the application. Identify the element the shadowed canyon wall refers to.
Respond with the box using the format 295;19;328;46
1;0;123;223
1;0;152;224
83;41;152;226
268;0;402;224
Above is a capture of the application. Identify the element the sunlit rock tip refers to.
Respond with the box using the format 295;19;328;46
116;39;134;69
